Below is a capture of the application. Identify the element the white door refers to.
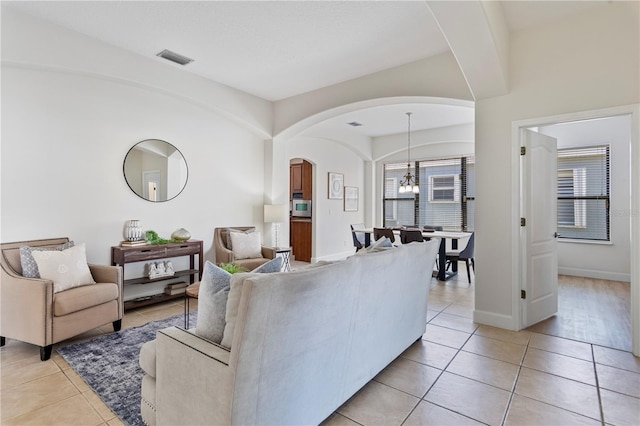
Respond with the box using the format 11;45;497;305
143;170;161;202
521;129;558;327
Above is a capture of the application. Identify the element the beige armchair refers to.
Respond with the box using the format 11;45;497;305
214;227;276;270
0;238;123;361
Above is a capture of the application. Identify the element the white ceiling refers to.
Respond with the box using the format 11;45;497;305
3;0;611;137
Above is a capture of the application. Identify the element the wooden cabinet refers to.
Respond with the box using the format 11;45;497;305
290;160;312;200
290;219;312;262
290;163;303;193
111;240;203;311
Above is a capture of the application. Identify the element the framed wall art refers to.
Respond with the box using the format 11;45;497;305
344;186;358;212
328;172;344;199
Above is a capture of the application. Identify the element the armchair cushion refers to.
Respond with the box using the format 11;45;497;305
53;283;119;316
225;227;255;250
32;243;95;293
20;241;74;278
251;256;283;274
229;231;262;260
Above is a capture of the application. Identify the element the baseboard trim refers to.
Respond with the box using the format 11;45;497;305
559;267;630;283
473;310;518;331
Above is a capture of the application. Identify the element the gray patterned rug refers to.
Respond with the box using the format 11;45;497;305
57;311;197;426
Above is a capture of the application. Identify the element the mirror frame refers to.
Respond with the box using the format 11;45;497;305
123;139;189;202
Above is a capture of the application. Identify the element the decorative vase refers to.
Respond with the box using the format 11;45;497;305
125;220;144;242
171;228;191;241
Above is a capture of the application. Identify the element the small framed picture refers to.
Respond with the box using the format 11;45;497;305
344;186;359;212
328;172;344;199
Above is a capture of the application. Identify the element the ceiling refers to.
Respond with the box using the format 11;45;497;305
4;0;610;138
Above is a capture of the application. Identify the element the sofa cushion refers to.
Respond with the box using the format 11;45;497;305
230;231;262;260
364;237;394;253
53;282;119;316
32;243;95;293
195;261;232;344
19;241;74;278
139;340;157;378
220;259;285;349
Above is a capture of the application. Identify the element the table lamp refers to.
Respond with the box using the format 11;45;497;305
264;204;289;249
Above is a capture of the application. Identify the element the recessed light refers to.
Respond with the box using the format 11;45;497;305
156;49;194;66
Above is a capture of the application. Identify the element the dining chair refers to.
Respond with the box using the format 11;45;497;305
400;229;423;244
373;227;396;244
446;232;475;283
422;224;443;242
350;223;366;251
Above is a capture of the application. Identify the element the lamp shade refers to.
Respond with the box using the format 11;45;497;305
264;204;289;223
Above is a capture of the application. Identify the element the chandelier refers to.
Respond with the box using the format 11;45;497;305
399;112;419;194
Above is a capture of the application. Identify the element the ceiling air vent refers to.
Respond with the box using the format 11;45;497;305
156;49;194;66
347;121;363;127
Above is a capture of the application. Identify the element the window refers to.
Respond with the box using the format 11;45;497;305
383;156;474;231
557;146;609;241
384;178;398;221
429;174;460;203
557;168;586;227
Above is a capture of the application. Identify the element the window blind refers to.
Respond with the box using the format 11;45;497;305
557;145;609;241
383;156;475;231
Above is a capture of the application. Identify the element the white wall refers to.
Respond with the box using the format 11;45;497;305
1;8;272;265
285;137;366;261
539;115;631;282
474;2;639;329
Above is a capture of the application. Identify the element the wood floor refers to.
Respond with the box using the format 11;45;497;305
527;274;632;351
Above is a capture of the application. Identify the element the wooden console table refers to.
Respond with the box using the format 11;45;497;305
111;240;203;311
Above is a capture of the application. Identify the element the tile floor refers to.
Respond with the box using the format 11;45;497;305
2;273;640;426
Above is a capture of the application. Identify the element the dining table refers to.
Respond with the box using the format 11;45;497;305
351;228;472;281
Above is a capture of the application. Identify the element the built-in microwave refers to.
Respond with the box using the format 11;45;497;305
291;199;312;217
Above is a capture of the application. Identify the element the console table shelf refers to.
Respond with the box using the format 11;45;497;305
111;240;203;311
123;268;200;286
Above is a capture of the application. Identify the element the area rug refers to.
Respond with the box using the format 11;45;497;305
57;311;197;426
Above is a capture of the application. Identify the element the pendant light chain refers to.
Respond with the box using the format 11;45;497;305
399;112;419;194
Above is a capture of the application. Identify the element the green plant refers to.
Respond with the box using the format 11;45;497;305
145;230;176;245
219;263;248;274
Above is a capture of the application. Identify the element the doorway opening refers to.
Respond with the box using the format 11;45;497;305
289;158;313;263
516;111;635;352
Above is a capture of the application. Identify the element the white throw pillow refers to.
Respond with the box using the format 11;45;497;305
19;241;74;278
225;228;254;250
229;231;262;260
31;243;95;293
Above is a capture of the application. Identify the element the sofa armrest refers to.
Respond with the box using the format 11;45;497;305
261;246;276;259
88;264;123;318
0;265;53;346
88;264;122;285
155;327;234;425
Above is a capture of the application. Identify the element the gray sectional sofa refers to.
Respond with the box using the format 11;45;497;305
139;238;439;425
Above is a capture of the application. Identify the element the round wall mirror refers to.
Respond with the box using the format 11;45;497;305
123;139;188;202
